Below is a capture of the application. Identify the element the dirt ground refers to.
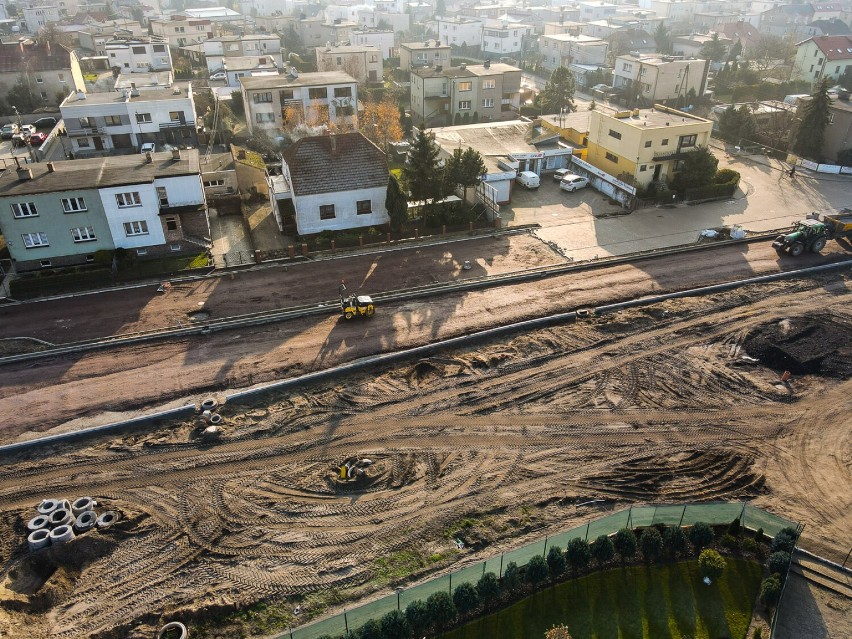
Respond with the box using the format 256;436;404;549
0;266;849;638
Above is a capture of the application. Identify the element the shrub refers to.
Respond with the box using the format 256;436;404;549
426;591;456;631
639;527;664;563
663;525;688;557
566;538;592;572
591;534;615;566
759;574;782;609
689;522;714;551
727;517;742;537
380;610;409;638
525;555;549;586
754;527;764;542
720;534;740;553
452;581;479;616
699;549;726;581
714;168;741;185
546;545;566;578
502;562;521;593
768;551;791;576
613;528;637;561
357;618;382;639
752;628;763;639
545;624;574;639
405;599;429;637
772;528;798;553
476;572;500;608
742;538;758;554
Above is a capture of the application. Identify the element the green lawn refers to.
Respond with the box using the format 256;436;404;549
442;559;762;639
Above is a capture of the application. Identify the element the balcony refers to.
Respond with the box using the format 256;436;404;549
159;119;195;130
65;125;102;137
652;146;699;161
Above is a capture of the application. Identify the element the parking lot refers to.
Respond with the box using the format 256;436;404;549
502;151;852;261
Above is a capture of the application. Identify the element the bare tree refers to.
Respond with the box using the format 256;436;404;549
747;35;794;76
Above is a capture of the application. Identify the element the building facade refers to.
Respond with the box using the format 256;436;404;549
350;29;395;60
104;38;172;73
791;35;852;84
315;45;383;84
399;40;452;72
0;40;77;107
437;16;483;47
150;18;213;48
481;18;534;57
539;34;609;72
613;55;710;106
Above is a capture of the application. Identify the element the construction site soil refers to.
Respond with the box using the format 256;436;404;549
0;237;849;639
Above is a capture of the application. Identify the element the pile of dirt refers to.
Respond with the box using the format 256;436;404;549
742;314;852;377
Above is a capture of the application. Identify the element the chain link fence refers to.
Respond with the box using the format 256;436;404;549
283;502;797;639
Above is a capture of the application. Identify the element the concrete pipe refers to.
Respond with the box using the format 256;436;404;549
201;410;212;423
71;497;94;516
208;413;223;425
157;621;187;639
27;515;50;531
37;498;61;515
49;525;75;544
49;508;73;527
200;398;218;411
74;510;97;532
97;511;118;528
27;528;51;551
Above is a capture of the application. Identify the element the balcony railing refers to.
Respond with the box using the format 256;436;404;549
652;146;699;161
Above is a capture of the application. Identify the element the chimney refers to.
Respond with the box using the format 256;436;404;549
330;135;337;153
145;151;152;163
76;90;86;100
17;167;32;181
484;59;490;68
46;161;55;172
171;148;181;160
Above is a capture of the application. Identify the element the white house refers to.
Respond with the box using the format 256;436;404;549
791;35;852;84
275;132;389;236
437;16;484;47
60;83;197;153
23;5;61;33
350;28;395;60
613;54;710;105
150;18;214;48
539;34;609;72
104;38;172;73
577;1;618;23
481;18;534;57
203;34;282;74
315;45;383;84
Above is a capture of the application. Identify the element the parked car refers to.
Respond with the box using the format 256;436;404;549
559;174;590;192
11;133;29;147
1;123;18;139
33;117;57;129
516;170;541;189
140;142;156;154
19;124;36;137
28;132;47;146
209;72;227;81
553;168;571;182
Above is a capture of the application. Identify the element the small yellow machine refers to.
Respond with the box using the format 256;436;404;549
339;281;375;319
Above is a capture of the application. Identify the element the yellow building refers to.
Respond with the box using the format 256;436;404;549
586;105;713;186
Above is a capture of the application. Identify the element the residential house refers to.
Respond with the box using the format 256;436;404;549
182;7;244;24
103;38;172;73
240;71;358;135
60;83;197;154
613;55;710;106
321;20;359;47
585;105;714;186
709;100;795;149
350;28;395;60
539;34;609;73
399;40;452;72
271;132;388;236
0;150;209;271
693;12;742;30
760;4;815;39
0;39;76;106
315;45;383;85
481;18;534;57
673;33;733;58
807;19;852;37
22;5;62;33
719;21;764;56
542;21;584;37
410;61;521;127
577;1;618;23
791;35;852;84
295;17;325;49
436;16;483;47
150;17;213;48
648;0;698;30
609;29;658;59
794;93;852;163
203;34;283;75
219;55;279;87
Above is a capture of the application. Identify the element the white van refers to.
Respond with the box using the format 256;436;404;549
516;170;540;189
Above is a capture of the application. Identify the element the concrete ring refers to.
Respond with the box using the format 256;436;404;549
157;621;188;639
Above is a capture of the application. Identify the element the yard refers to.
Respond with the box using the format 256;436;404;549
442;559;763;639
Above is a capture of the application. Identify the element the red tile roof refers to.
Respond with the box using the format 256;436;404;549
805;35;852;60
0;40;71;73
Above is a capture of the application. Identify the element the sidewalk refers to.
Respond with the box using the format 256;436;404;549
209;205;255;268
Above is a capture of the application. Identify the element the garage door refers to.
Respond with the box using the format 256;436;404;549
111;133;132;149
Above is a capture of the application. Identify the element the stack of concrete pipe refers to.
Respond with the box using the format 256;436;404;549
26;496;118;551
198;398;224;438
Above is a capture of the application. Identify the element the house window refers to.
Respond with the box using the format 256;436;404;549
308;87;328;99
123;220;148;236
644;140;652;148
679;134;697;147
71;226;96;242
170;244;182;251
136;248;148;256
136;113;152;123
86;254;95;263
319;204;336;220
608;129;622;140
370;54;377;62
22;232;49;247
132;46;146;54
482;98;494;108
169;111;182;122
40;259;52;268
256;113;275;123
253;92;273;103
661;138;669;146
104;115;121;126
204;179;225;187
77;138;91;147
36;75;43;83
640;164;647;171
157;186;169;207
356;199;372;214
482;79;496;89
458;100;472;110
62;197;86;213
605;152;618;163
458;81;472;91
11;202;38;218
166;217;178;231
336;56;343;65
334;86;352;98
154;45;166;52
280;89;294;100
59;73;66;82
115;192;142;207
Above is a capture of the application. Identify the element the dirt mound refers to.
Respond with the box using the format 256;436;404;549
742;314;852;377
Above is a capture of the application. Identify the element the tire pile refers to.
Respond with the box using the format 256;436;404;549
25;497;118;551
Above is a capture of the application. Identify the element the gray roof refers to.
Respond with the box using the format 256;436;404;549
240;71;356;90
282;133;387;196
0;150;201;197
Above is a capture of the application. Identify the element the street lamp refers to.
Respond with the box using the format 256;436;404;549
396;586;404;610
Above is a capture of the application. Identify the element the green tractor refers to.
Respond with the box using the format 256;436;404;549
771;219;828;256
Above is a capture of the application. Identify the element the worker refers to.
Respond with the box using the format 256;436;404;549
788;165;796;179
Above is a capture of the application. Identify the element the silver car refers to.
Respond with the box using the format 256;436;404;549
559;174;590;192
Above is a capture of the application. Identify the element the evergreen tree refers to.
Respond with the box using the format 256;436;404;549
403;127;445;225
613;528;637;561
546;545;566;578
502;561;522;593
446;146;487;200
689;522;715;551
591;534;615;566
380;610;409;638
654;23;673;55
425;591;456;632
699;33;728;62
476;572;500;609
565;537;591;572
405;599;430;637
663;525;688;557
671;146;718;195
526;555;549;586
728;40;743;62
639;527;664;563
385;174;409;232
792;78;832;161
540;67;577;114
452;581;479;615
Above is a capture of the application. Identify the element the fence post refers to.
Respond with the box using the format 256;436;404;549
344;609;348;635
543;535;548;556
627;506;632;530
678;505;686;528
499;553;503;578
585;521;590;542
739;501;746;525
482;562;486;576
449;572;452;595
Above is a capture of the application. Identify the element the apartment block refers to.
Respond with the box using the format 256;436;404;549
316;45;383;84
613;55;710;106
